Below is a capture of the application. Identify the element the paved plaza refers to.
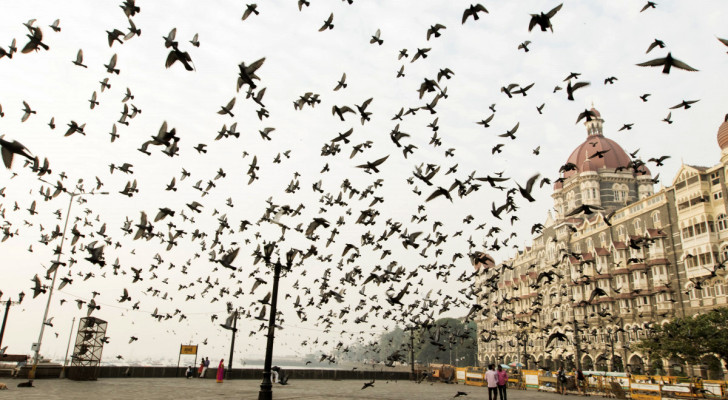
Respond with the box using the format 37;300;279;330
0;378;597;400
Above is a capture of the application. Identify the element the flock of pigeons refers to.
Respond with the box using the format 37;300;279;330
0;1;726;388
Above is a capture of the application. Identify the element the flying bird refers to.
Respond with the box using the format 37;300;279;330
529;3;563;32
72;49;88;68
319;13;334;31
637;52;698;74
462;4;488;24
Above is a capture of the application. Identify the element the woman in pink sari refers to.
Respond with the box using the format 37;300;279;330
216;359;224;383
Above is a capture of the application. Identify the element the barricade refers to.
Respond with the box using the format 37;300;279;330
522;369;539;389
702;380;727;398
455;367;466;384
464;366;486;387
538;375;558;392
630;381;662;400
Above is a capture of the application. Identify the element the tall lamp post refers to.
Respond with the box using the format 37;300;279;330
258;245;296;400
220;308;239;379
0;298;21;349
28;183;108;380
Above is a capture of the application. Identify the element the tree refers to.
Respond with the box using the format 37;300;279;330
414;318;478;366
634;307;728;371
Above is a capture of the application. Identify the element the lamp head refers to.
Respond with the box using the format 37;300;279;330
263;242;275;260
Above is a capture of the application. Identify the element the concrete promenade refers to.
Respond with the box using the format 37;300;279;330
0;378;596;400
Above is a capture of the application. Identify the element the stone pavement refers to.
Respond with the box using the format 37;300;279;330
0;378;598;400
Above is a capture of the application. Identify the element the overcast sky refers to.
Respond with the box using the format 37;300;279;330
0;1;726;365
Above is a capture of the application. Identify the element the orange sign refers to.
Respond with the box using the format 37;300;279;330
180;345;198;355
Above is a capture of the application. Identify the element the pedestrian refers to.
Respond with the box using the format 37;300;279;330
200;357;209;378
575;368;586;395
497;365;508;400
271;365;280;384
485;364;499;400
557;366;567;395
185;365;194;379
216;359;225;383
198;359;205;377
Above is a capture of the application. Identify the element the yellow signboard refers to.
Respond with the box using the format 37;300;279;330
180;345;198;355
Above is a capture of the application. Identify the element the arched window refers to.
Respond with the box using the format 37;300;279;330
715;280;725;297
652;211;661;228
617;226;626;242
613;184;622;202
717;214;728;231
567;191;576;211
634;219;642;235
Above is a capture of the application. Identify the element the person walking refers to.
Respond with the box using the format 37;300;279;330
485;364;499;400
575;368;586;395
216;359;225;383
497;365;509;400
557;366;567;395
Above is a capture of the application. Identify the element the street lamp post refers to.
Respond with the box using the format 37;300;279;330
28;184;107;380
227;309;238;379
258;245;296;400
0;299;21;349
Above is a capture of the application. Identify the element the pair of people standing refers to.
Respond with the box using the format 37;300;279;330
198;357;210;378
484;364;508;400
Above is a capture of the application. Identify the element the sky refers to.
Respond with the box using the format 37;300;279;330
0;0;726;366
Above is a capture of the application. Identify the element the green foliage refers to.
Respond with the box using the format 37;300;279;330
413;318;477;366
634;307;728;370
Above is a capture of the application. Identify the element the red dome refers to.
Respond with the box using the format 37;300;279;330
562;134;649;180
718;114;728;150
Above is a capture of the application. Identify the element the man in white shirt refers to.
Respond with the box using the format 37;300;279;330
485;364;499;400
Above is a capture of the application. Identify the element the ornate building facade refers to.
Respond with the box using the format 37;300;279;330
475;110;728;378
